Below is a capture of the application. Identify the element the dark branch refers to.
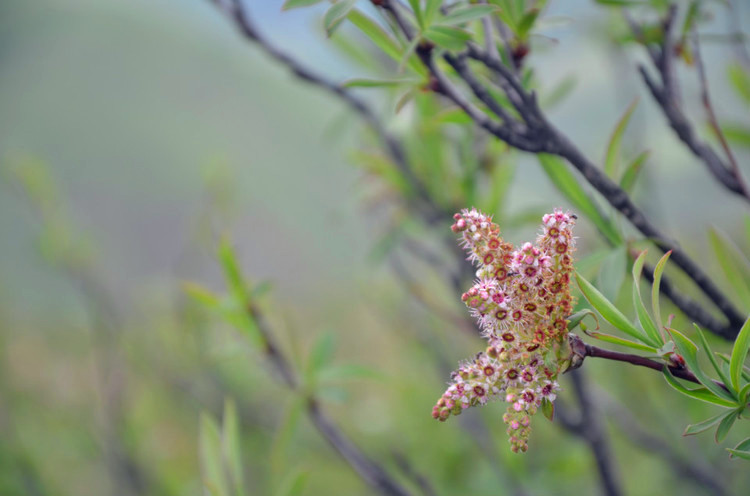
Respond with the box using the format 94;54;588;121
631;5;750;202
375;0;745;339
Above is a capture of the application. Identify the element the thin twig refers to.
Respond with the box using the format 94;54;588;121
630;5;750;202
248;303;412;496
693;30;749;198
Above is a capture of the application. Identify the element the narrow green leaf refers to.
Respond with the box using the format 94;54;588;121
200;413;230;496
183;282;222;309
439;5;499;26
576;272;649;343
597;246;627;303
739;382;750;404
324;0;357;36
407;0;424;29
222;399;244;496
219;238;249;304
728;63;750;105
717;352;750;383
540;75;577;109
727;448;750;460
631;250;664;346
275;470;310;496
651;250;671;332
541;397;555;421
605;98;638;180
684;410;733;436
662;367;737;407
398;36;421;73
424;0;443;25
620;150;649;193
567;308;599;331
730;316;750;392
282;0;325;10
348;9;425;75
270;396;305;476
669;328;737;403
517;8;540;40
722;124;750;148
716;409;741;443
709;227;750;310
695;324;733;388
423;25;473;51
538;154;622;245
585;330;658;353
306;332;337;379
729;437;750;457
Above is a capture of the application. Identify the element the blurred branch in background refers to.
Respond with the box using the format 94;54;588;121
555;370;622;496
628;6;750;203
5;160;152;496
186;241;416;496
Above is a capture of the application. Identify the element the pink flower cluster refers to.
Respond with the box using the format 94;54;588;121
432;208;576;453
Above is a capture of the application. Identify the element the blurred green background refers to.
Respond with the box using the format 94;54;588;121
1;0;750;495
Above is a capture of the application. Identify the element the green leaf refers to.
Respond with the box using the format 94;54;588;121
620;150;649;193
439;5;499;26
407;0;424;29
567;308;599;331
424;0;443;25
682;412;731;436
584;330;659;353
716;409;741;444
324;0;357;36
683;410;731;436
348;9;424;75
662;367;737;407
275;469;310;496
538;154;622;245
200;413;229;496
306;332;337;380
541;397;555;421
517;8;540;40
605;98;638;180
270;396;305;476
708;227;750;310
423;25;473;51
219;238;249;304
695;324;733;388
722;124;750;148
282;0;325;10
597;246;627;303
222;399;244;496
728;63;750;105
651;250;671;332
342;77;420;88
183;282;221;309
730;316;750;392
575;271;649;343
740;382;750;404
728;437;750;459
717;352;750;383
668;328;737;403
631;251;664;346
540;75;577;109
727;448;750;460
